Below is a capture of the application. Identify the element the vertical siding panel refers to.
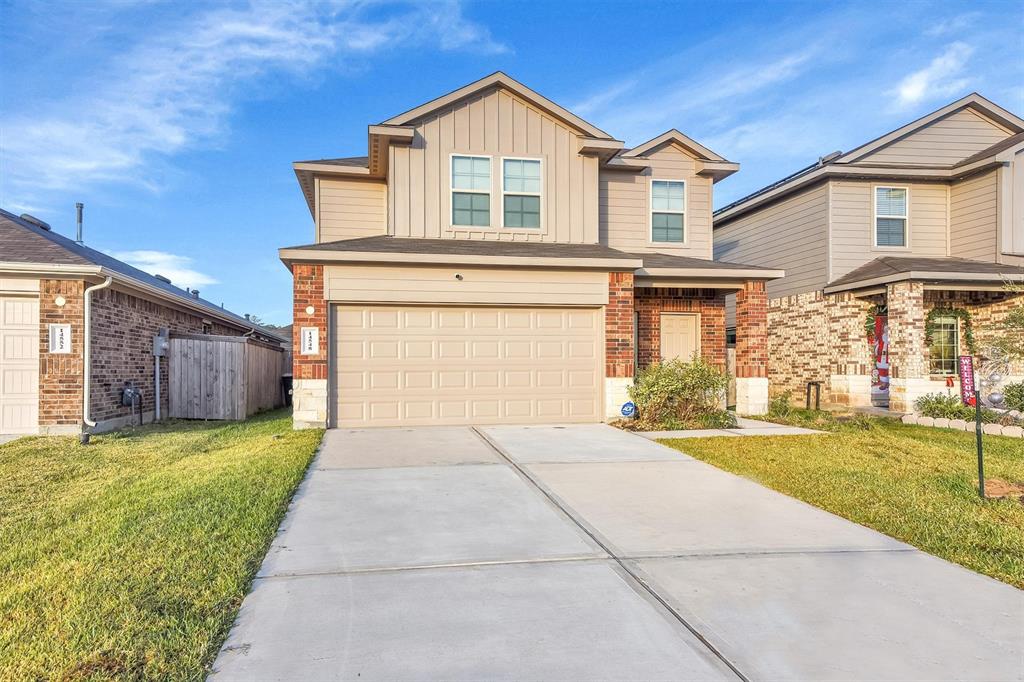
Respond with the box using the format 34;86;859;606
527;109;543;156
423;117;440;238
387;146;397;235
454;101;470;151
543;117;557;238
409;125;425;238
583;156;597;244
556;126;571;243
498;92;514;152
570;145;583;244
439;108;455;238
394;145;411;237
469;96;485;151
484;89;498;152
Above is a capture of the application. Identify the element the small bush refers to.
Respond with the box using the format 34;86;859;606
768;391;795;419
628;356;730;430
1003;382;1024;412
914;392;1002;423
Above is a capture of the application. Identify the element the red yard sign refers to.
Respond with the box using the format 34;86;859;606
958;356;977;406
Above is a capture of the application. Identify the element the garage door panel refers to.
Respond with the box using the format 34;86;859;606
0;295;39;434
334;305;602;427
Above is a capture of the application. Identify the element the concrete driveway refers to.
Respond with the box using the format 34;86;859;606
211;425;1023;681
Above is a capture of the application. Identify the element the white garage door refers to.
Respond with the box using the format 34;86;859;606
333;305;603;427
0;295;39;434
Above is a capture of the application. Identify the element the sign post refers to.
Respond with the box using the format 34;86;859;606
958;356;984;499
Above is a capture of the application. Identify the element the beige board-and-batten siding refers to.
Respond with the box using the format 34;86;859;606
168;334;284;420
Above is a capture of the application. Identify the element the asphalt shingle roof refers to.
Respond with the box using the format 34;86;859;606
827;256;1024;289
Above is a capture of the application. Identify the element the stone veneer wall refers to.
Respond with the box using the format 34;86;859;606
634;288;726;371
292;264;329;429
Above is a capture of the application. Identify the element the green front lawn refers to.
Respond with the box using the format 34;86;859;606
0;410;322;680
661;416;1024;588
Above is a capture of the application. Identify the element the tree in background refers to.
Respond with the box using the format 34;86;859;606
996;281;1024;359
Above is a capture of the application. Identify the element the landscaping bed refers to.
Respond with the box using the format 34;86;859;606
0;410;322;680
660;413;1024;588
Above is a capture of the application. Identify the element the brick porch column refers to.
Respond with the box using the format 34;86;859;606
605;271;634;420
38;279;86;435
735;280;769;415
292;264;328;429
826;292;874;408
887;281;928;414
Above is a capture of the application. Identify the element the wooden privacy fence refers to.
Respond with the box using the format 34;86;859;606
168;334;284;420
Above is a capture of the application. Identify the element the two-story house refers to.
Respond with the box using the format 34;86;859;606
714;94;1024;413
280;72;782;429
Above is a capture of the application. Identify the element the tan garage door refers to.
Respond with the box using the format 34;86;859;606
333;305;603;427
0;295;39;434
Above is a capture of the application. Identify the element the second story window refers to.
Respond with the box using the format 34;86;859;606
875;186;908;247
502;159;541;228
651;180;685;243
452;155;491;227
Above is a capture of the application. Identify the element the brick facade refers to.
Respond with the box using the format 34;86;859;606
292;264;328;381
735;280;768;378
38;279;85;428
605;271;634;379
635;288;726;370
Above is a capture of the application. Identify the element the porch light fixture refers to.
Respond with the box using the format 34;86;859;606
54;295;66;308
305;305;315;315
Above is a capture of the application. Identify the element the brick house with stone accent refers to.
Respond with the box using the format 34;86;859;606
280;72;782;429
0;209;285;436
714;94;1024;413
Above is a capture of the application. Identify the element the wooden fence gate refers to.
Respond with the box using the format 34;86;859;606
168;334;284;420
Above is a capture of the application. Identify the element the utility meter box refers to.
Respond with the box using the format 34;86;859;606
152;328;169;357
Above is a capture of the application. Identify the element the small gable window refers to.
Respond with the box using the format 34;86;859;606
502;158;542;228
452;155;491;227
651;180;685;243
875;186;908;247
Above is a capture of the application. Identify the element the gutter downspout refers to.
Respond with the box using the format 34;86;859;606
82;277;113;434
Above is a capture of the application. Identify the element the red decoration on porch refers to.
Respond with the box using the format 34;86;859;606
958;356;976;406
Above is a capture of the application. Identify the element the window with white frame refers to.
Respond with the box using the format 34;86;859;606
502;158;541;228
928;315;958;375
451;155;491;226
875;186;907;247
651;180;685;243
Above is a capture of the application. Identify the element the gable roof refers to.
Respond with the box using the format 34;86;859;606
0;209;286;342
381;71;614;140
715;93;1024;225
824;256;1024;294
622;129;727;162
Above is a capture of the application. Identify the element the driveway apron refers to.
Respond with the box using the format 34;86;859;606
211;424;1023;681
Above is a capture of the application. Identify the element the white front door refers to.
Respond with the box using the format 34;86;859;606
660;313;700;362
0;295;40;434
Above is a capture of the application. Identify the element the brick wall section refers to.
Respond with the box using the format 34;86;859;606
293;264;328;380
635;288;726;370
767;291;873;401
924;289;1024;376
605;272;634;378
735;280;768;378
89;288;239;423
887;281;927;381
38;280;85;426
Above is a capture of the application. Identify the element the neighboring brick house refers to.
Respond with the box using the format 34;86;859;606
0;209;285;435
714;94;1024;413
280;72;782;429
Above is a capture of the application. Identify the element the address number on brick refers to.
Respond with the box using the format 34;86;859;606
48;324;72;354
300;327;319;356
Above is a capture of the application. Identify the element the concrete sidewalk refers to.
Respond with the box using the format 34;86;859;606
211;424;1023;681
638;416;825;439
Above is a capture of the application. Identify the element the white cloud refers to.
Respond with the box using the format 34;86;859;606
924;13;980;37
893;42;974;110
111;249;218;290
0;1;505;202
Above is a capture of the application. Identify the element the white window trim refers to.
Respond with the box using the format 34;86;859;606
649;178;687;245
928;315;959;376
449;153;493;228
499;156;544;230
872;184;910;250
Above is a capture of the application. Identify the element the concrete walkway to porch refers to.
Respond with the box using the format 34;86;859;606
638;416;825;439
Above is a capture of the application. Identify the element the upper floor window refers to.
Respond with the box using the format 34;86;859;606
651;180;685;243
928;315;958;375
502;158;541;228
875;186;907;247
452;155;491;227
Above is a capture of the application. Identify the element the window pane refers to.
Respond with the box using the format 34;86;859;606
652;181;684;212
876;187;907;216
452;192;489;226
503;159;541;194
652;212;684;242
452;156;490;191
504;195;540;228
876;218;906;246
928;316;958;374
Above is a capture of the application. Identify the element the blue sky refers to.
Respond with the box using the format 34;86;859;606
2;0;1021;325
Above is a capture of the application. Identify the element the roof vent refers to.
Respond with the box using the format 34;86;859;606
818;150;842;166
154;274;171;284
191;289;200;299
20;214;51;231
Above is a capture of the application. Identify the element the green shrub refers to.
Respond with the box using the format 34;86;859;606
628;356;730;430
1003;382;1024;412
914;392;1002;423
768;391;795;419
